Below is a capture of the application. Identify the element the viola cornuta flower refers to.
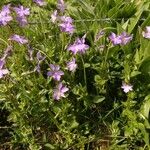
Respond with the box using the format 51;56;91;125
67;58;77;72
16;16;28;26
68;35;89;54
59;16;75;34
14;6;30;26
51;10;58;23
142;26;150;39
33;0;47;6
14;6;30;17
120;32;133;45
47;64;64;81
0;59;9;78
121;83;133;93
2;4;11;15
10;34;28;44
0;4;12;26
57;0;66;13
109;32;132;45
53;82;69;100
109;32;122;45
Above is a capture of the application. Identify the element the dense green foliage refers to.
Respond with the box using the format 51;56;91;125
0;0;150;149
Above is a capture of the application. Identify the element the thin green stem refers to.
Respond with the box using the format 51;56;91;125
81;56;87;90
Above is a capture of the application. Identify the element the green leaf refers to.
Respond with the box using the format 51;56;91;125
93;96;105;103
44;143;55;149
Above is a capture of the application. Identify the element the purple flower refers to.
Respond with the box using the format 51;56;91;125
14;6;30;26
51;10;58;23
53;82;69;100
0;5;12;26
47;64;64;81
109;32;122;45
2;4;11;15
59;16;75;34
14;6;30;17
16;16;28;26
68;35;89;54
109;32;132;45
0;59;9;78
57;0;66;13
67;58;77;72
33;0;47;6
121;83;133;93
120;32;133;45
142;26;150;39
10;34;28;44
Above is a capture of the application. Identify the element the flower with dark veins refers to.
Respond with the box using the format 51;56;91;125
47;64;64;81
53;82;69;100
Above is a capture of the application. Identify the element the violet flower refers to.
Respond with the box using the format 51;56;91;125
121;83;133;93
109;32;132;45
59;16;75;34
0;59;9;78
33;0;47;6
142;26;150;39
16;16;28;26
10;34;28;44
120;32;133;45
14;6;30;17
53;82;69;100
0;4;12;26
47;64;64;81
68;35;89;55
57;0;66;13
14;6;30;26
67;58;77;72
109;32;122;45
2;4;11;15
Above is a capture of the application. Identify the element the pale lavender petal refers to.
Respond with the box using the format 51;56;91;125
51;10;58;23
142;26;150;39
33;0;47;6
